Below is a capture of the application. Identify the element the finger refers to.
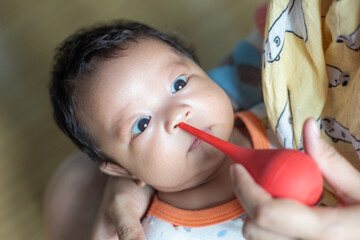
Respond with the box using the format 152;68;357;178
111;195;147;240
317;205;360;239
115;217;145;240
92;177;152;240
243;197;360;239
251;197;324;239
116;221;145;240
243;220;294;240
91;211;119;240
303;118;360;203
230;164;272;219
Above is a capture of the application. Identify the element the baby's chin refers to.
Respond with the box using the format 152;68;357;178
195;155;229;183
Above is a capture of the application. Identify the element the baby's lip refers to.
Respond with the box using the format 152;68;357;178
188;127;211;152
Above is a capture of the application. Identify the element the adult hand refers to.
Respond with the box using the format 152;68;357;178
91;177;154;240
231;118;360;239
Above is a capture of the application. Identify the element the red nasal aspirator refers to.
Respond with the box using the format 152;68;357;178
178;122;323;206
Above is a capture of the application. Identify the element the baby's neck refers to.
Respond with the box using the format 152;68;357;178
157;124;252;210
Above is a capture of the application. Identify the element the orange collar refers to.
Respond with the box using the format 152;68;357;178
235;111;270;150
148;196;245;228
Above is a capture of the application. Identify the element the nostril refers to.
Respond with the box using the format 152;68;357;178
186;112;190;117
174;124;179;129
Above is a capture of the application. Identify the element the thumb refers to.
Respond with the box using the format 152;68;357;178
91;211;119;240
91;194;147;240
91;204;146;240
113;204;147;240
303;118;360;204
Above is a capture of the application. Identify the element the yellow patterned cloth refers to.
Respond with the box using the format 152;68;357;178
263;0;360;171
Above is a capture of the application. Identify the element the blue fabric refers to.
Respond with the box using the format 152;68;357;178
233;40;262;67
207;40;263;111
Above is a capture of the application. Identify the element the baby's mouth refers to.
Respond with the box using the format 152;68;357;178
188;127;211;152
189;137;202;151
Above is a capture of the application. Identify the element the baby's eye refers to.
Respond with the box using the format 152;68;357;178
171;75;188;93
132;116;151;137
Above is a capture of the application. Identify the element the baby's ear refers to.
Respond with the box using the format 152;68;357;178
98;161;132;178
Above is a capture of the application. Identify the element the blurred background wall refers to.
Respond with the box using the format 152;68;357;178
0;0;264;239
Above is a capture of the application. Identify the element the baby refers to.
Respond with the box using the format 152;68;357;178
50;20;277;239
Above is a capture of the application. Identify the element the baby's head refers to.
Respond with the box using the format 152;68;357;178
50;20;235;192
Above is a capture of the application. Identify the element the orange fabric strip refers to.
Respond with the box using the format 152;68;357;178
235;111;270;150
148;196;245;228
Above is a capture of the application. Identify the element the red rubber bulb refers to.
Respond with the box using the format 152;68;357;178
178;122;323;205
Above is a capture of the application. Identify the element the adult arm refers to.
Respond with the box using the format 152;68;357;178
44;152;153;240
231;118;360;239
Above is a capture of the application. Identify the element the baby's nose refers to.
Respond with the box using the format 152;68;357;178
164;104;192;134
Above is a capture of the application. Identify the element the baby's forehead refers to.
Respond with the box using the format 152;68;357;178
95;39;189;82
126;37;187;60
85;38;183;79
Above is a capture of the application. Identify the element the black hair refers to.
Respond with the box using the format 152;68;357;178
49;20;198;164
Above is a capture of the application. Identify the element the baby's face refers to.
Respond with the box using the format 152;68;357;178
78;38;234;192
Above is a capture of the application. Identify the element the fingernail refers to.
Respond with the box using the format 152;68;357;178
310;118;320;137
